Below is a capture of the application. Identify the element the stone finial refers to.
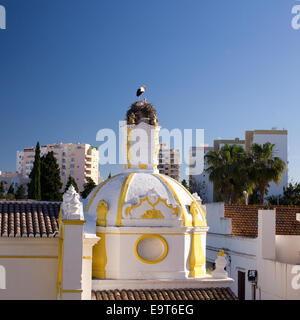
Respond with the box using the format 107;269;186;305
212;250;228;279
192;192;202;205
62;185;84;220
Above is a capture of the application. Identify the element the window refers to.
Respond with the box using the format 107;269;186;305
70;164;75;168
71;158;75;162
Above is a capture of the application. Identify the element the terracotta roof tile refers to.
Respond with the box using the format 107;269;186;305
0;201;61;238
92;287;237;300
224;205;300;238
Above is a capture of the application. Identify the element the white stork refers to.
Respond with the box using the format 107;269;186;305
136;85;146;100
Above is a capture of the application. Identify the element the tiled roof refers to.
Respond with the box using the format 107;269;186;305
224;205;300;238
91;287;237;300
0;201;61;238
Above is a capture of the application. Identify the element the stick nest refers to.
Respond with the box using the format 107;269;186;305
126;101;158;126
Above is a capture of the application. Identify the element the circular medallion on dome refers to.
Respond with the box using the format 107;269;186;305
134;235;168;264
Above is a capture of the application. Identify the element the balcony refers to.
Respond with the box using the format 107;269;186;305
86;156;92;163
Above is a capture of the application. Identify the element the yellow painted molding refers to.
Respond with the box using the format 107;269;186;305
86;174;121;212
83;256;92;260
58;207;62;225
62;220;86;225
96;200;109;226
134;234;168;264
127;128;132;169
0;256;58;259
154;174;191;226
189;233;205;278
92;233;107;279
102;232;206;236
116;173;135;226
138;164;148;169
57;224;64;299
61;289;83;293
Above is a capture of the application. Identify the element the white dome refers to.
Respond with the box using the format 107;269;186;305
83;172;206;234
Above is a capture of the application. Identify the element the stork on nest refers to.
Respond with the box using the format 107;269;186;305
136;85;146;101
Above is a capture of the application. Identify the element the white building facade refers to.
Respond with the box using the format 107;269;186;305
17;142;99;192
206;202;300;300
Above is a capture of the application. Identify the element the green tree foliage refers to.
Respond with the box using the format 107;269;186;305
64;175;79;193
41;151;63;201
15;184;27;200
6;184;15;200
205;142;286;204
205;145;254;204
27;142;41;200
268;182;300;205
0;181;5;199
181;179;188;189
81;177;96;199
250;142;286;204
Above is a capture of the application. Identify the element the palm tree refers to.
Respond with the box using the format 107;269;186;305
205;144;253;203
250;142;286;204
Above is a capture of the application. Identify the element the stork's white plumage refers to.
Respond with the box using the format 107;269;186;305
136;85;146;99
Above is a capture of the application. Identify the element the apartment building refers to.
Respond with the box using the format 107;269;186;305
0;171;30;194
157;143;180;181
213;137;245;151
17;142;99;192
189;129;288;203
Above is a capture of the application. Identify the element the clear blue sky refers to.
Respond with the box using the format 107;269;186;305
0;0;300;181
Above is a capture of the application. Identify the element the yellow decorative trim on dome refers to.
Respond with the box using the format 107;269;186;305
141;209;164;219
154;129;160;169
134;235;168;264
189;233;205;278
154;174;192;227
138;164;148;169
116;173;135;226
167;175;207;226
125;195;179;218
86;173;121;213
96;200;109;227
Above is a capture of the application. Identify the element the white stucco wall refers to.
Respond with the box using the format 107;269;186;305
0;238;59;300
206;202;258;300
276;235;300;265
101;226;207;280
207;235;257;300
257;259;300;300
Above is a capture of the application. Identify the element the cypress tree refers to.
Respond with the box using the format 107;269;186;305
0;181;5;199
27;142;41;200
15;184;27;200
80;177;96;199
6;184;15;200
41;151;63;201
64;175;79;193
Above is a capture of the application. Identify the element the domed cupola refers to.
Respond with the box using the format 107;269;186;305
84;99;209;280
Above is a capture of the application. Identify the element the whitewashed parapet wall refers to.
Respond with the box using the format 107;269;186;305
57;186;99;300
